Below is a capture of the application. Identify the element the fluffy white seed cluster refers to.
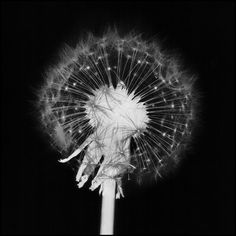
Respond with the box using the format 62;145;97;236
38;29;196;197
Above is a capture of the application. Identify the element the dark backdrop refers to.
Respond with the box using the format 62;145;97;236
1;1;235;235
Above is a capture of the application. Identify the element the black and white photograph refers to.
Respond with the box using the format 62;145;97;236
1;1;235;235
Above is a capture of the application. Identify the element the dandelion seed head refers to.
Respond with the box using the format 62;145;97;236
38;28;197;196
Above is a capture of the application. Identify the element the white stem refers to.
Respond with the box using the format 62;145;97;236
100;179;116;235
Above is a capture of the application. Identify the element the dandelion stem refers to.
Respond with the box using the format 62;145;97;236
100;179;116;235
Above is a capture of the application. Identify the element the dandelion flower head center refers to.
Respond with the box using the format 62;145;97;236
85;84;149;133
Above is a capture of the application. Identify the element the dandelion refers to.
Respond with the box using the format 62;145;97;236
37;28;196;234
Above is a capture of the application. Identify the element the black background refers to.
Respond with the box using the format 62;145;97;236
1;1;235;235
